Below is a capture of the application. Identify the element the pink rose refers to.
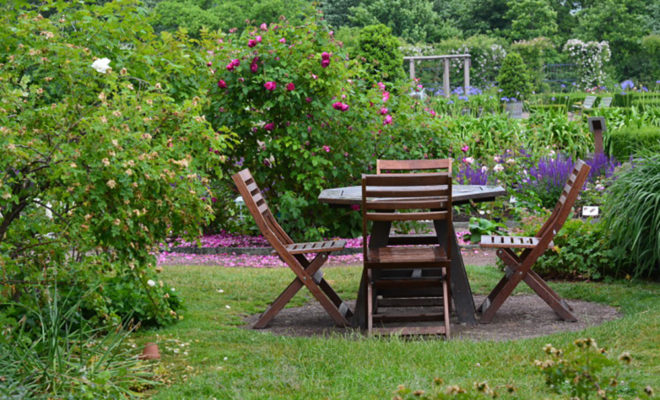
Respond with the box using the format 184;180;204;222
264;81;277;91
217;79;227;88
226;59;240;71
248;39;257;48
461;145;469;153
264;123;274;131
321;59;330;68
321;52;330;60
332;102;349;111
377;82;386;91
286;82;295;91
256;35;262;43
279;38;286;43
383;115;393;125
260;23;268;31
322;145;331;153
379;107;388;115
382;91;390;102
250;57;259;73
207;61;212;67
305;97;312;103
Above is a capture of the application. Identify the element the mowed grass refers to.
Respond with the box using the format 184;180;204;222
137;264;659;399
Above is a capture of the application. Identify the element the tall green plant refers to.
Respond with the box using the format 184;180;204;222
497;52;533;100
356;24;405;84
602;153;660;279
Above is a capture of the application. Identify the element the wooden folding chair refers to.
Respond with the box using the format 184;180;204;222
232;169;353;329
478;160;591;323
362;172;453;337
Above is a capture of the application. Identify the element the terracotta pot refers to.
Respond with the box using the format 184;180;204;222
139;342;160;360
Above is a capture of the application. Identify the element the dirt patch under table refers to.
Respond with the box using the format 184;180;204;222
244;295;621;341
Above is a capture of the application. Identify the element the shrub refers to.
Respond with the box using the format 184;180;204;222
496;52;533;101
602;154;660;279
511;37;556;92
604;126;660;160
355;24;405;85
0;287;156;399
536;339;652;400
563;39;611;89
206;16;378;240
0;0;231;328
517;217;617;280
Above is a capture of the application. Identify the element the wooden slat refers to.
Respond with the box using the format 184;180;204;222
377;298;444;307
480;235;552;249
373;278;444;289
364;187;450;199
284;240;346;254
377;159;452;174
370;325;447;336
373;312;445;322
367;211;449;222
363;172;450;186
366;247;448;264
366;198;449;210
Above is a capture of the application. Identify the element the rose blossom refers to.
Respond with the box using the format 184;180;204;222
332;101;349;111
264;81;277;91
264;123;274;131
286;82;295;91
379;107;388;115
217;79;227;88
383;115;393;125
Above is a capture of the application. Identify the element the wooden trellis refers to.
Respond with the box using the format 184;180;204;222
403;54;471;98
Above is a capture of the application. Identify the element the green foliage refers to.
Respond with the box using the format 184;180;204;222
602;154;660;279
506;0;557;41
356;24;405;84
206;16;378;240
496;52;533;100
574;0;648;81
604;126;660;160
0;0;231;327
511;37;556;92
0;287;157;399
347;0;441;43
517;217;617;280
468;217;506;243
535;339;653;399
152;0;314;37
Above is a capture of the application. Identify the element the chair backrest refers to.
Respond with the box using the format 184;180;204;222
599;97;613;108
376;159;452;175
535;160;591;242
232;169;293;251
361;172;453;259
583;95;597;109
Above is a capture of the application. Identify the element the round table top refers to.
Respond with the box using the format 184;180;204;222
318;184;507;206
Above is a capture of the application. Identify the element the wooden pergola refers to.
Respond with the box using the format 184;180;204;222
403;54;471;98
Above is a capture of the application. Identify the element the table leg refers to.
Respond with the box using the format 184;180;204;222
352;221;391;329
435;221;477;325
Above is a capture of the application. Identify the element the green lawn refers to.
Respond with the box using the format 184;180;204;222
136;264;659;399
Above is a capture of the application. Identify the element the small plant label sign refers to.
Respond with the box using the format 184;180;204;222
582;206;599;216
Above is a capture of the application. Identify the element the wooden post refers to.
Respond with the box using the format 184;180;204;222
443;58;450;98
409;59;415;81
463;57;470;96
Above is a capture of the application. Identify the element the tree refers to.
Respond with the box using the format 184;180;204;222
347;0;441;43
507;0;558;41
497;52;533;100
356;24;405;84
321;0;360;28
574;0;648;80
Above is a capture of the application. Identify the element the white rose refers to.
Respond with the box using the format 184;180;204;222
91;58;111;74
147;279;156;287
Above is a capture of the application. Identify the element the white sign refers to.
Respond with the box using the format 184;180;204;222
582;206;599;216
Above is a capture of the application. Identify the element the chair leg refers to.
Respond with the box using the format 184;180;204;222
480;269;525;324
366;270;373;334
443;269;451;338
523;271;577;321
254;278;303;329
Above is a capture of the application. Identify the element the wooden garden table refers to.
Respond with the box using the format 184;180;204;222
318;184;507;326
